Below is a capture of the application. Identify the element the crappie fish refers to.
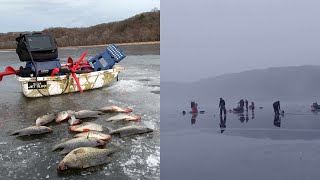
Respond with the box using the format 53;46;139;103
74;131;111;141
11;126;53;136
106;114;141;122
68;116;81;126
36;113;56;126
110;125;153;137
56;110;75;123
69;122;110;132
57;147;115;171
52;137;106;155
99;105;132;113
74;110;102;119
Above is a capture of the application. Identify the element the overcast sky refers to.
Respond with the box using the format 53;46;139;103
161;0;320;82
0;0;160;33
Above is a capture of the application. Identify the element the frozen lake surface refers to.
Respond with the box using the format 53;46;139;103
161;100;320;180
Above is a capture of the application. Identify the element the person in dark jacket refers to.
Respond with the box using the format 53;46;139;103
249;102;255;111
219;98;226;116
239;99;244;110
233;99;245;113
273;101;281;114
245;99;249;111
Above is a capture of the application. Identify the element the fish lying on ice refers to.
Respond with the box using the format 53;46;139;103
52;137;106;155
99;105;132;113
57;147;115;171
68;116;81;126
74;110;102;119
69;122;110;132
74;131;111;141
110;125;153;137
56;110;75;123
36;113;56;126
106;114;141;122
11;126;53;136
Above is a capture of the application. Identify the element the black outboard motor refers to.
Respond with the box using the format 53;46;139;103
16;32;58;62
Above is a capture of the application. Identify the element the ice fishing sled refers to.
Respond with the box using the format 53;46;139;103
0;32;126;97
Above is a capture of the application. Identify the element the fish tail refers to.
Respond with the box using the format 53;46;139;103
52;144;63;152
10;131;20;136
123;108;133;113
103;126;113;134
105;118;113;122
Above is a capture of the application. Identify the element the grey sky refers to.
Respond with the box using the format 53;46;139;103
0;0;160;33
161;0;320;82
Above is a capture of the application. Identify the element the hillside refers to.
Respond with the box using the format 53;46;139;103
162;65;320;102
0;10;160;49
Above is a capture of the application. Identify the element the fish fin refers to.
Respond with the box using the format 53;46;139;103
82;164;91;168
90;115;100;118
51;146;59;151
102;126;112;134
83;129;91;132
105;157;112;164
52;144;62;152
82;157;112;169
107;145;122;153
111;121;118;124
105;119;113;122
73;148;87;155
59;148;71;155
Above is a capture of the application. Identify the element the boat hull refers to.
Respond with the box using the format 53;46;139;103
15;66;124;98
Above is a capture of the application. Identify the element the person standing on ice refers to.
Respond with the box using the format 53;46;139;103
191;101;198;113
245;99;249;111
273;101;281;115
249;102;255;111
219;98;226;116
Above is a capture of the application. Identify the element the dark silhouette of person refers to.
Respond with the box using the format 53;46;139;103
182;110;186;115
245;99;248;111
273;114;281;127
219;98;226;116
234;99;244;113
249;102;255;111
191;113;198;125
219;115;226;133
273;101;281;114
240;99;244;110
191;101;198;113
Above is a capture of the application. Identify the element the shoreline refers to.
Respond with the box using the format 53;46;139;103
62;41;160;48
0;41;160;51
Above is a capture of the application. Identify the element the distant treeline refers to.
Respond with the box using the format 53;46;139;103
0;10;160;49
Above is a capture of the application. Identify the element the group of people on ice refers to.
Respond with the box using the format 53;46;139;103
230;99;255;114
219;98;281;116
185;98;282;116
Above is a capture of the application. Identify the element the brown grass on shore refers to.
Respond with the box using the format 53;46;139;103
0;41;160;51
